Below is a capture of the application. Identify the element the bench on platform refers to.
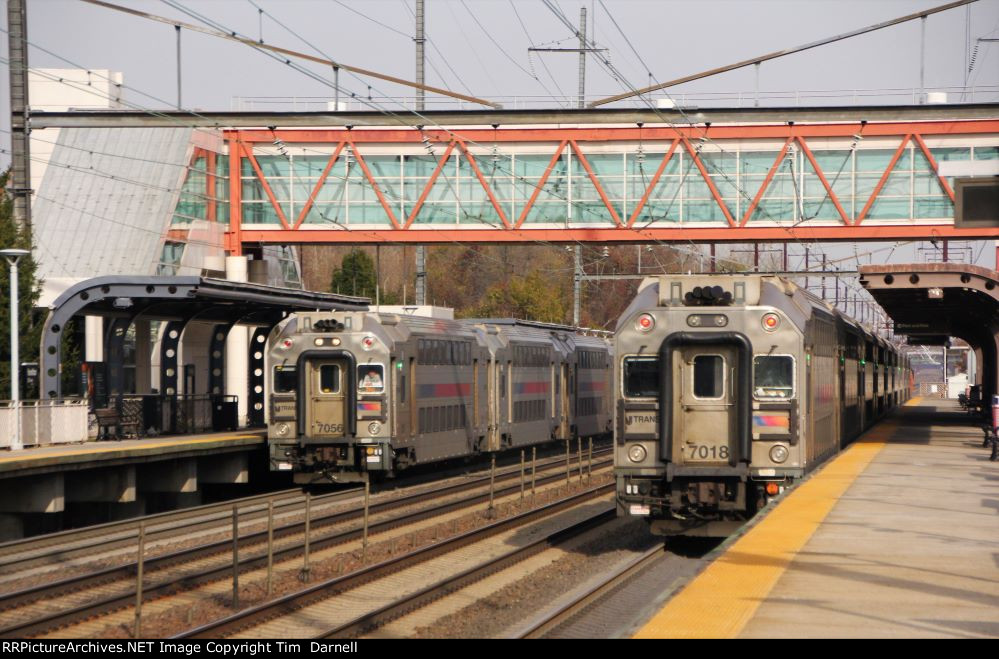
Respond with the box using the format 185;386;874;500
93;407;140;440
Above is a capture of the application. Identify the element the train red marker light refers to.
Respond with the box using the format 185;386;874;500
765;482;779;496
636;314;655;332
762;313;780;332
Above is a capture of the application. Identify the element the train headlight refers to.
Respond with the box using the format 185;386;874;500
276;423;290;437
627;444;647;463
636;314;655;332
368;421;382;435
762;313;780;332
769;444;789;463
314;338;324;346
332;337;341;346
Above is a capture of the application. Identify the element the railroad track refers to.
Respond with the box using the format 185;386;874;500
514;544;664;638
0;447;611;638
175;482;616;639
0;442;605;584
0;488;308;575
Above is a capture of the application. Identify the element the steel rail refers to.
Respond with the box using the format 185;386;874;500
0;451;611;638
0;489;307;571
174;482;615;639
515;544;664;638
317;508;618;638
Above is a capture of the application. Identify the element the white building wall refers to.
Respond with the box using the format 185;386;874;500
28;68;124;195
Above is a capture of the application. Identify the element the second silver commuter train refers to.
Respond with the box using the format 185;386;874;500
266;310;613;484
614;275;911;536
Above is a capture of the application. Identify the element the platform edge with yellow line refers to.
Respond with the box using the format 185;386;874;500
632;400;923;639
0;430;266;477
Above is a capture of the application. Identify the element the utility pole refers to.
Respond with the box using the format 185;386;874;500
573;7;585;326
577;7;586;109
176;25;182;109
8;0;32;231
414;0;427;305
528;7;605;326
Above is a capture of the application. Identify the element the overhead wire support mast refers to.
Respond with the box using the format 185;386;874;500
415;0;426;306
528;7;606;324
588;0;978;107
7;0;31;230
80;0;501;109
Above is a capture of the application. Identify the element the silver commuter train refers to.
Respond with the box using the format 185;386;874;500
614;274;911;536
267;310;613;484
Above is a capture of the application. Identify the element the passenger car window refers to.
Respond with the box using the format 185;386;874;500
623;357;659;398
754;355;794;399
358;364;385;393
273;366;297;393
692;355;724;399
319;365;340;394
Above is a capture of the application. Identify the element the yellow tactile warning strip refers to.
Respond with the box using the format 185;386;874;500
0;432;264;466
633;402;918;639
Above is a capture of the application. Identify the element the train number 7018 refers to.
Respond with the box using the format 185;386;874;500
687;444;729;460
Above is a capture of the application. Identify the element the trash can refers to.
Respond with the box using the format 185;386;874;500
213;395;239;431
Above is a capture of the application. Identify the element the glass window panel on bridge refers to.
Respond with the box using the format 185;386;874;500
570;153;623;224
627;151;682;225
221;128;998;237
697;151;739;222
517;153;568;224
172;154;229;227
746;170;796;224
799;151;849;222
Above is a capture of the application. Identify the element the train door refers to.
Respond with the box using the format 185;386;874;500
674;347;737;464
572;363;579;434
857;359;866;431
305;358;347;439
487;358;499;450
559;362;570;440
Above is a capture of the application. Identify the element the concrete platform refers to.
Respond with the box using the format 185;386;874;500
0;431;269;538
634;398;999;639
0;430;265;479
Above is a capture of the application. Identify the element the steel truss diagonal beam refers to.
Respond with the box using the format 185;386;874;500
856;136;911;225
740;137;794;227
242;141;292;230
516;140;568;229
455;140;512;229
404;141;457;229
627;139;680;228
219;118;999;245
346;137;402;230
294;142;346;230
680;137;737;227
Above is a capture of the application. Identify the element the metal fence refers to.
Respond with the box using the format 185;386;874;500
117;394;237;436
916;382;948;399
0;394;241;449
0;399;90;448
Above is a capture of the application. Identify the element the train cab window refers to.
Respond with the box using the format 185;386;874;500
753;355;794;399
273;366;297;393
692;355;725;399
319;365;341;394
358;365;385;393
623;357;659;398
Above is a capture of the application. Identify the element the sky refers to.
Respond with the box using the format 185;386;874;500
1;0;998;277
4;0;997;113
